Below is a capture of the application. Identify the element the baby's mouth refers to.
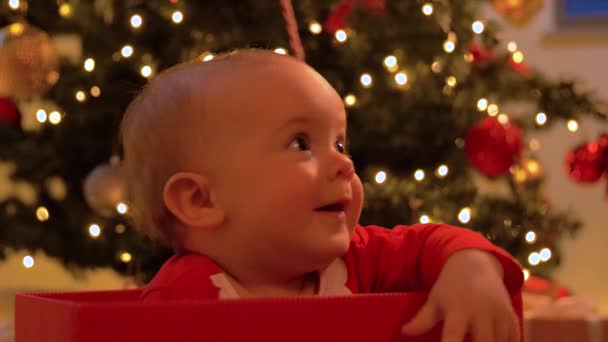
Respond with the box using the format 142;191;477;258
316;202;345;212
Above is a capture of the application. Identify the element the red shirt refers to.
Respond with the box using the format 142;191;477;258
141;224;523;300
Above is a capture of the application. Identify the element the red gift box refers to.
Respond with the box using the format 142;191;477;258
525;318;608;342
15;290;522;342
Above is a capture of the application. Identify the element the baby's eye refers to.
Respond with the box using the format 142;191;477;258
288;134;311;151
336;140;346;154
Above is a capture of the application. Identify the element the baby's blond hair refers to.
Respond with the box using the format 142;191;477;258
120;49;295;250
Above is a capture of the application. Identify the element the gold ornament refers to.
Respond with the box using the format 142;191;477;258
511;156;544;184
491;0;544;27
0;22;60;99
83;162;127;217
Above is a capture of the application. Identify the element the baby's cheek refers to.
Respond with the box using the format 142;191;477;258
348;175;364;229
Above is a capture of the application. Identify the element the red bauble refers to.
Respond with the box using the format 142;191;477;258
469;42;495;65
564;134;608;183
466;117;524;177
0;97;21;128
325;0;385;33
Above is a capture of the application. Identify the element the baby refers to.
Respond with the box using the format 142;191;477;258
120;49;523;341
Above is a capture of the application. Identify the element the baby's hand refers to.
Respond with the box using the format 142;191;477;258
401;250;520;342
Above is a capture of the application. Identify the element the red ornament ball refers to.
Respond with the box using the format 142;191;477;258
564;134;608;183
0;97;21;128
466;117;524;177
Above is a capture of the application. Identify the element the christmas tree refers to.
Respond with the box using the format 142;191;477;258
0;0;605;282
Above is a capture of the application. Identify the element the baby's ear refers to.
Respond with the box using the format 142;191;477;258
163;172;225;229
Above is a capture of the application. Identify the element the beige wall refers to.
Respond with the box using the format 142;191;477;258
482;1;608;314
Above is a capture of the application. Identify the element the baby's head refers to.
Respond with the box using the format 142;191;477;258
121;49;363;275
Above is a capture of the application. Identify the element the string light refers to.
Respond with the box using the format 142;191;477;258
523;269;530;281
120;252;133;263
431;61;441;73
507;41;518;53
422;3;433;15
335;29;348;43
130;14;143;29
567;119;579;132
436;165;448;177
540;248;552;261
36;109;47;123
497;113;509;124
414;169;425;181
443;40;455;53
308;21;322;34
84;58;95;72
36;207;49;222
464;52;474;63
384;55;398;71
75;90;86;102
23;256;34;268
344;94;357;107
88;224;101;238
115;224;126;234
274;47;287;55
90;86;101;97
140;65;153;78
535;112;547;126
121;45;134;58
116;202;128;215
360;73;372;88
487;104;499;116
200;52;214;62
395;72;408;85
472;21;484;34
58;3;72;17
419;215;430;224
458;207;471;223
528;252;541;266
172;11;183;24
49;111;62;125
512;51;524;64
8;0;19;10
375;171;386;184
477;98;488;111
446;76;457;87
525;231;536;243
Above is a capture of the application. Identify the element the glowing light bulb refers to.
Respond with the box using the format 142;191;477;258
512;51;524;64
458;207;471;223
395;72;408;85
528;252;541;266
497;113;509;124
567;119;579;132
487;104;499;116
446;76;457;87
414;169;425;181
89;224;101;238
472;21;484;34
140;65;153;78
200;53;214;62
36;207;49;222
523;269;530;281
172;11;183;23
375;171;386;184
360;73;372;87
49;111;62;125
84;58;95;72
75;91;86;102
116;202;128;214
23;256;34;268
384;55;397;69
8;0;19;10
309;21;322;34
536;112;547;126
121;45;134;58
120;252;133;263
36;109;47;123
422;3;433;15
59;3;72;17
335;29;348;43
90;86;101;97
540;248;552;261
344;94;357;107
443;40;455;53
130;14;143;29
274;48;287;55
507;41;518;53
436;165;448;178
420;215;430;224
477;98;488;111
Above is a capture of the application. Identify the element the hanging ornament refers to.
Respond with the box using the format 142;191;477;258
511;156;544;184
0;97;21;128
564;133;608;183
83;160;127;217
491;0;544;27
466;117;524;177
0;22;60;99
325;0;386;34
469;42;495;65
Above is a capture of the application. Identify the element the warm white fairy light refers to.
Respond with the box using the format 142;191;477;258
75;90;87;102
274;47;287;55
58;3;72;17
540;248;552;261
414;169;425;181
384;55;397;69
200;53;214;62
419;215;430;224
507;41;518;53
344;94;357;107
130;14;143;29
140;65;153;78
458;207;471;223
23;256;34;268
422;3;433;15
395;72;408;85
8;0;19;10
528;252;541;266
477;98;488;111
525;231;536;243
49;111;62;125
335;29;348;43
497;113;509;124
90;86;101;97
523;269;530;281
120;252;133;263
487;104;499;116
36;206;49;222
172;11;183;24
536;112;547;126
436;165;448;177
115;224;126;234
431;61;442;73
116;202;128;215
84;58;95;72
89;224;101;238
446;76;457;87
443;40;455;53
472;21;485;34
360;73;372;87
308;21;322;34
567;119;579;132
375;171;387;184
121;45;134;58
36;109;47;123
512;51;524;64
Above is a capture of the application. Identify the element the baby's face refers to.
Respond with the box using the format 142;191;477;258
200;58;363;272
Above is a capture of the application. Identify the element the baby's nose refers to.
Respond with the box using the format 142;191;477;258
330;152;355;181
